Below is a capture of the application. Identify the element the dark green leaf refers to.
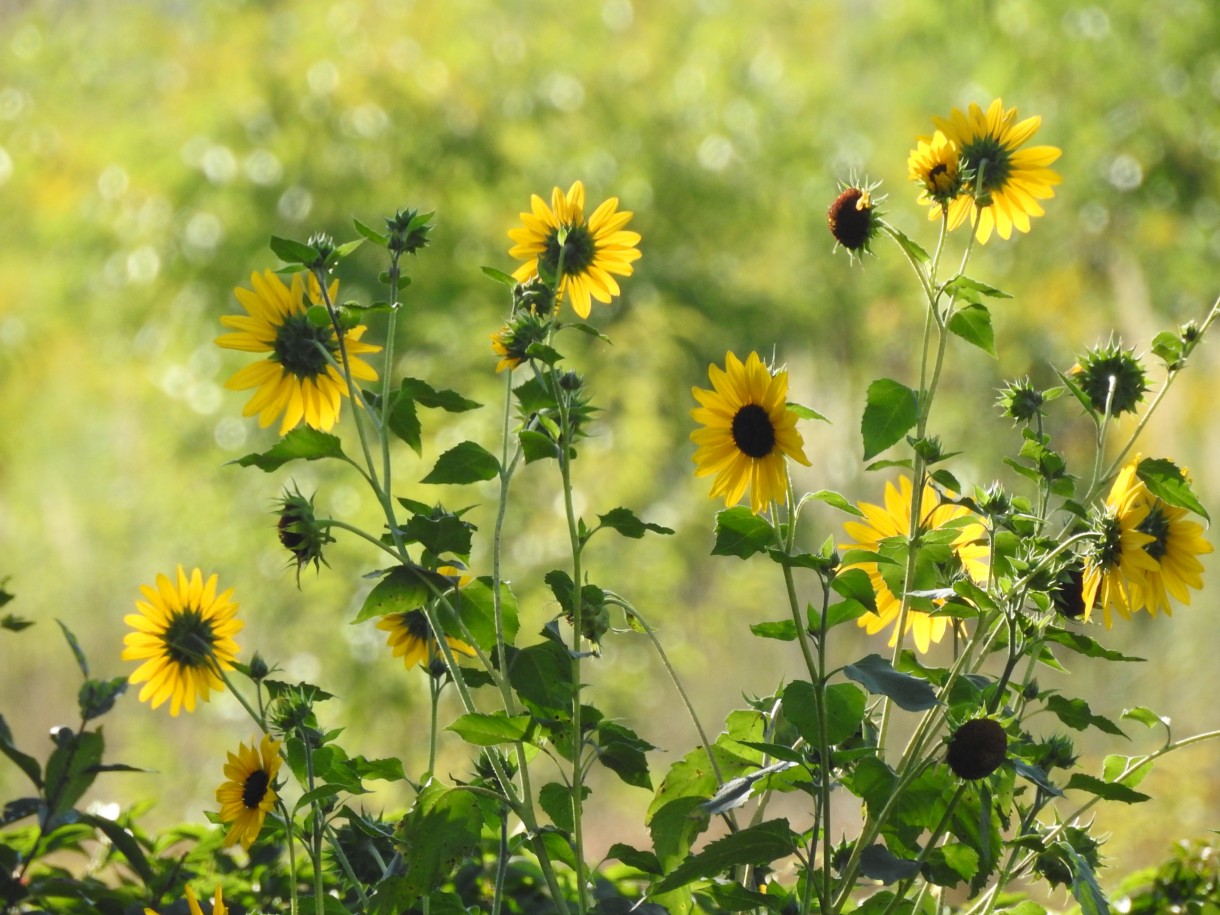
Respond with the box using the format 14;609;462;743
57;620;88;678
947;303;998;357
1;613;33;632
1045;695;1127;736
353;218;388;246
398;377;481;412
595;721;654;789
45;729;104;818
859;843;921;884
447;712;532;746
782;680;866;746
0;714;41;788
595;507;675;539
506;640;573;714
233;427;346;471
831;568;878;612
539;781;577;833
711;507;775;559
270;234;317;265
1043;626;1144;662
844;653;938;711
652;819;797;894
1136;457;1209;521
386;388;422;454
1063;840;1111;915
400;510;475;558
862;379;919;461
420;441;500;484
519;429;560;463
457;577;519;653
78;811;155;884
394;782;483;900
1064;773;1150;804
352;565;442;624
606;843;662;875
78;677;127;721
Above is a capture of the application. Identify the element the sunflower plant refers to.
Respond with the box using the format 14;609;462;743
3;101;1220;915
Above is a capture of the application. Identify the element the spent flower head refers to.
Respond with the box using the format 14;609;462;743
827;180;884;257
946;717;1008;780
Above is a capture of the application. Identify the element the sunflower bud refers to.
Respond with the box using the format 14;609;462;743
996;377;1045;424
1071;341;1149;418
276;486;334;584
513;276;558;316
827;183;883;257
386;207;434;255
946;717;1007;780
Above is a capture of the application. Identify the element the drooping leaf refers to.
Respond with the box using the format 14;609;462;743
398;377;481;412
844;653;938;711
862;379;919;461
1064;773;1150;804
594;507;675;540
57;620;89;678
352;565;446;624
420;441;500;485
1136;457;1210;521
233;427;346;471
0;714;41;788
782;680;867;746
595;721;654;789
1045;695;1127;736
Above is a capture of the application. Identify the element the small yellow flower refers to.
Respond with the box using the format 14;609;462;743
145;884;227;915
1081;463;1159;627
507;181;642;319
690;351;811;515
377;607;477;674
216;733;283;849
908;130;962;207
216;270;381;435
122;567;242;716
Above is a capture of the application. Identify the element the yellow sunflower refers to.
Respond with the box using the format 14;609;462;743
841;477;989;654
216;269;381;435
908;129;962;207
1125;465;1213;616
122;567;242;716
507;181;642;319
1081;463;1159;627
690;351;811;516
377;568;476;675
928;98;1061;243
216;733;283;849
145;884;226;915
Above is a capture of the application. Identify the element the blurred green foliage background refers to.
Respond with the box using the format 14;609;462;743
2;0;1218;891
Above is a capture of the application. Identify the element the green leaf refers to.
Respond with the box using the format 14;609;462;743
782;680;866;746
78;677;127;721
506;639;573;714
1;613;33;632
352;218;388;246
420;441;500;484
481;265;519;287
606;842;662;875
595;721;654;789
78;810;155;884
750;620;797;641
947;303;998;357
400;510;475;558
57;620;88;678
447;712;532;746
1064;773;1149;804
942;274;1012;304
807;489;864;516
233;427;346;471
270;234;317;265
861;379;919;461
831;568;878;612
844;653;938;711
887;225;930;265
1136;457;1210;521
822;598;870;629
386;387;422;454
457;577;519;653
652;819;798;894
1121;706;1169;731
594;507;675;539
711;507;775;559
1043;626;1144;662
924;842;980;887
352;565;443;624
1102;754;1155;789
394;782;484;900
1151;330;1184;367
539;781;578;832
1063;839;1111;915
398;377;481;412
0;714;42;788
698;761;798;816
1045;695;1127;736
786;401;827;421
859;843;921;884
519;429;560;463
45;729;104;818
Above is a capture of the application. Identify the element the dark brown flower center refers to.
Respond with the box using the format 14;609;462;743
273;312;337;379
242;768;271;809
732;404;776;459
947;718;1007;780
827;187;874;251
162;609;217;669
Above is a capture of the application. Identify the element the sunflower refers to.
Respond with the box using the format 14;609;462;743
216;269;381;435
377;585;477;675
908;129;962;207
1127;469;1213;616
1080;463;1159;627
145;884;226;915
928;98;1061;243
507;181;642;319
690;351;811;515
122;567;243;716
216;733;283;849
840;477;989;653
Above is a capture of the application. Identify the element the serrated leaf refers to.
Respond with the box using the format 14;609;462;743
948;303;998;357
862;379;919;461
711;507;775;559
844;653;938;711
399;377;481;412
1063;839;1111;915
595;507;675;539
1101;754;1155;789
352;565;442;624
606;842;662;875
233;427;346;471
1043;627;1144;662
1136;457;1209;521
596;721;653;789
447;712;532;746
394;782;483;900
652;819;797;894
421;441;500;484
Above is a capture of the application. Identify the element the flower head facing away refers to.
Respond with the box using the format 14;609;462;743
508;181;642;319
928;98;1062;243
841;477;989;653
216;270;381;435
690;351;811;515
145;884;227;915
122;567;242;716
216;733;283;849
377;603;476;677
